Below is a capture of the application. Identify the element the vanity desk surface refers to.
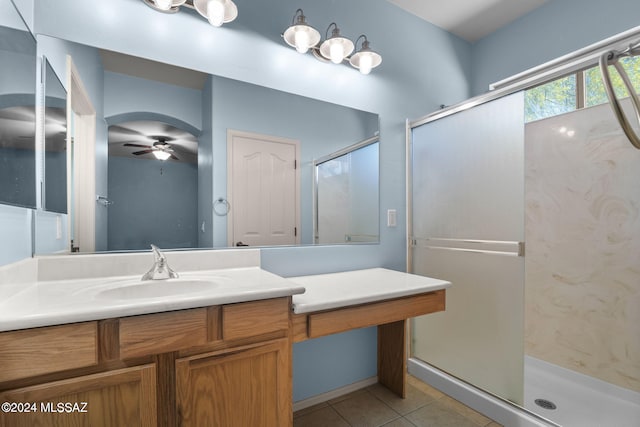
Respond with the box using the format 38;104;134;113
290;267;450;314
288;267;451;399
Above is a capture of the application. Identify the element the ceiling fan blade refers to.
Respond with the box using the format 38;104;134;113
170;154;180;161
123;143;152;148
132;149;154;155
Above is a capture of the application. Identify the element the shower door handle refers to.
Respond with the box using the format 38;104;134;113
413;237;525;257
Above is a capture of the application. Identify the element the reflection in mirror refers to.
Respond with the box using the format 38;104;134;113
108;120;198;250
315;139;379;244
0;22;37;208
34;38;379;254
43;58;68;213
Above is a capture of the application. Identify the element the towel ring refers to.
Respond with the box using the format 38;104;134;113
213;197;231;216
599;46;640;150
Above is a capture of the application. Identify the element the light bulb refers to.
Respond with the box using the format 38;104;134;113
329;41;344;64
294;29;310;54
155;0;172;10
153;150;171;161
207;0;225;27
358;53;373;75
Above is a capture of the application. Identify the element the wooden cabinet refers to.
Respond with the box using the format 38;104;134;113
176;338;291;427
0;297;292;427
0;364;156;427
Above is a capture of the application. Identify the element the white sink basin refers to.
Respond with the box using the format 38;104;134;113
94;278;222;300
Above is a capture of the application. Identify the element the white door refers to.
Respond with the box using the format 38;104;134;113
227;130;300;247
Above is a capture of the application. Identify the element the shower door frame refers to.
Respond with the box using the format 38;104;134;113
405;24;640;427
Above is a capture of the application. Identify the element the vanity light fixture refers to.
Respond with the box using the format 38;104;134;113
193;0;238;27
283;9;321;54
143;0;238;27
319;23;354;64
349;35;382;75
283;10;382;74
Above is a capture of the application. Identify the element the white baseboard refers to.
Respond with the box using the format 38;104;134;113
408;358;559;427
293;376;378;412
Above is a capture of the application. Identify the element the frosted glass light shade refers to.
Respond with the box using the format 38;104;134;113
153;150;171;161
349;49;382;75
194;0;238;27
154;0;173;10
320;36;354;64
284;24;321;54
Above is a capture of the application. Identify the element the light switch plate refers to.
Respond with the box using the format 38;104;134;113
387;209;397;227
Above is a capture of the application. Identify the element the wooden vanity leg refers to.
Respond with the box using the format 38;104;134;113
377;319;406;398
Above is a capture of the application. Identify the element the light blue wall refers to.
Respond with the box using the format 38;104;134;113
0;204;31;265
9;0;33;33
107;156;198;251
104;71;202;130
209;75;378;247
471;0;640;95
0;148;35;208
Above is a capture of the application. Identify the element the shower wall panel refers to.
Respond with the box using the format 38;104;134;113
525;101;640;392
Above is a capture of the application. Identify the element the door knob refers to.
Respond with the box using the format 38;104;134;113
236;241;249;247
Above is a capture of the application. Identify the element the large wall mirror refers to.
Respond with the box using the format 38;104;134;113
33;37;380;254
0;7;37;209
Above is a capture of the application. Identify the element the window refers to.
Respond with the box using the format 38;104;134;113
524;56;640;122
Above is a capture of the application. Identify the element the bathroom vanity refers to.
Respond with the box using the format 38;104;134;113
0;250;450;426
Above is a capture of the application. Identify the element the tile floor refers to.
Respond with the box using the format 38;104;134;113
294;376;503;427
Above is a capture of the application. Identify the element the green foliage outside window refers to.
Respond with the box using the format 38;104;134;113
524;75;576;122
524;56;640;122
584;56;640;107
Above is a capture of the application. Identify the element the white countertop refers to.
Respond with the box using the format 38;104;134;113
289;268;451;314
0;267;305;332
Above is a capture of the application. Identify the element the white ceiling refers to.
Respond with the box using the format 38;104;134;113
387;0;548;42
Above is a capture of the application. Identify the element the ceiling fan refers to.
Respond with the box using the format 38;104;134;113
123;136;179;161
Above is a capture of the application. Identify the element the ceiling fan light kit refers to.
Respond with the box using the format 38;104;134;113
124;138;179;161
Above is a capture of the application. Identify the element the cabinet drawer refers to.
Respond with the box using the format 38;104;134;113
0;322;97;382
222;298;289;341
120;308;208;359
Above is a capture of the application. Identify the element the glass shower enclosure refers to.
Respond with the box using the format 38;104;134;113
408;32;640;427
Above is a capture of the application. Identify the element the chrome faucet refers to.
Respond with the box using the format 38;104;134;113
142;244;179;280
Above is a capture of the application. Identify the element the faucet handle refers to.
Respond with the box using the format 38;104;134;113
142;244;179;280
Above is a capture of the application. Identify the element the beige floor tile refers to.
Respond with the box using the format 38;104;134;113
331;391;401;427
293;405;350;427
368;382;437;415
405;400;479;427
407;375;445;400
381;417;417;427
436;395;492;426
294;402;330;419
484;422;503;427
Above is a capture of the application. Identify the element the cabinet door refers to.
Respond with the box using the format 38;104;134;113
176;339;291;427
0;364;156;427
